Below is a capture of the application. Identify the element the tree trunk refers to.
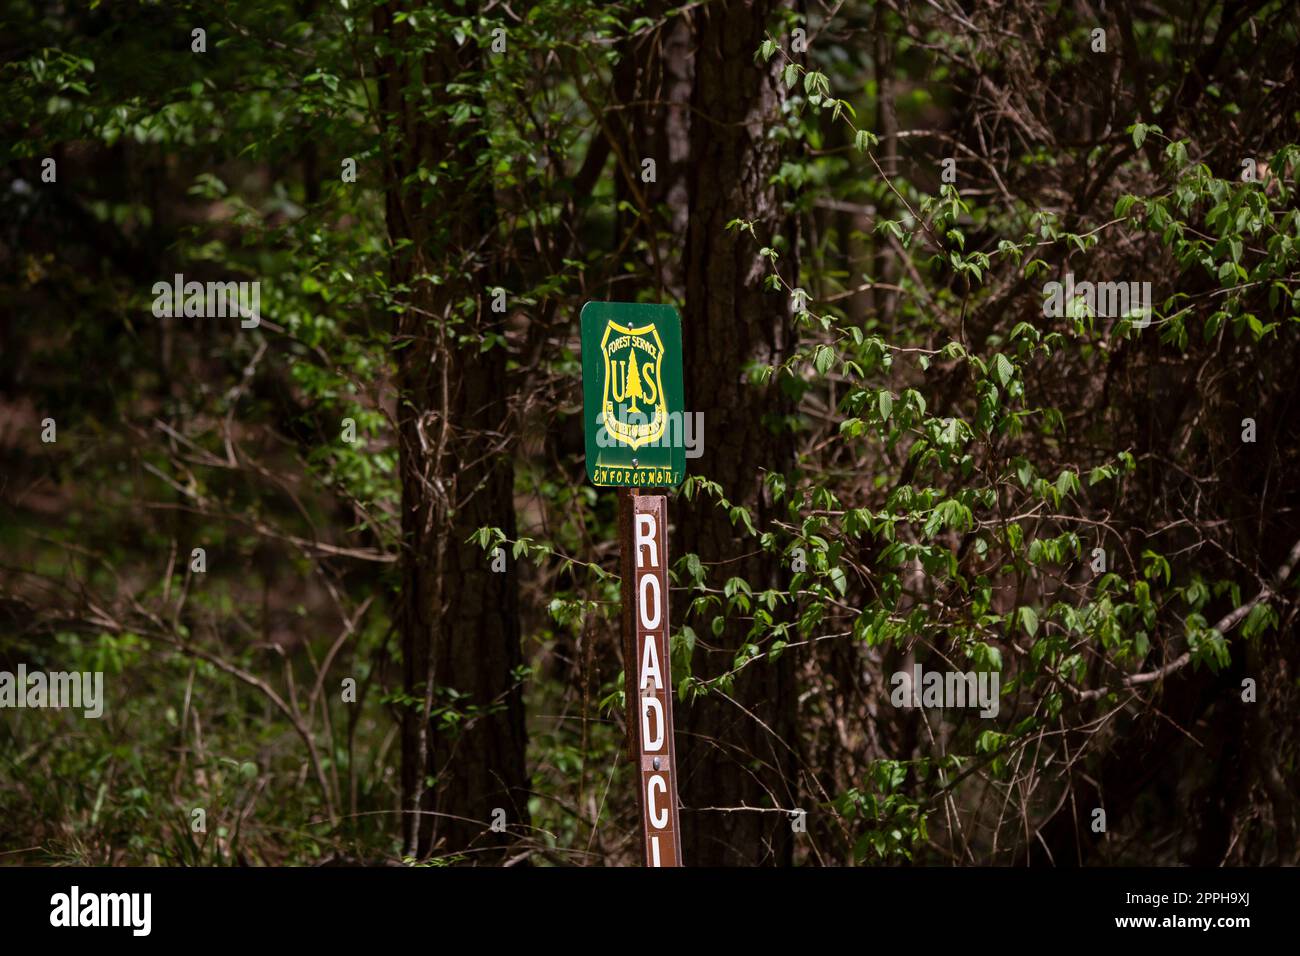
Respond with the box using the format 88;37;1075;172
612;2;694;300
676;0;800;866
376;0;529;862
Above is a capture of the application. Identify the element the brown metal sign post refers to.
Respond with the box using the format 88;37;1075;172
619;490;683;866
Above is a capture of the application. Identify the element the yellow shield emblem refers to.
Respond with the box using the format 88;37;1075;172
601;320;667;449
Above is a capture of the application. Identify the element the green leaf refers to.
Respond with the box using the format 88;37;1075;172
991;353;1014;388
813;344;835;375
878;390;893;421
854;129;879;152
1018;605;1039;638
829;566;847;596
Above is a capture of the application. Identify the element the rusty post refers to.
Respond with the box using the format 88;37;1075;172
619;490;683;866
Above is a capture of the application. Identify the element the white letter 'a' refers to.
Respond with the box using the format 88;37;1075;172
640;636;664;690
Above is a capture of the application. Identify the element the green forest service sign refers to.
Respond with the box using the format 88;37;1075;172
580;302;686;487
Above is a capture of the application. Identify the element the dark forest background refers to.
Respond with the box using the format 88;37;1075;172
2;0;1299;866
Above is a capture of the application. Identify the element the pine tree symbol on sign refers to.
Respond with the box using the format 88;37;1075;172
625;353;645;414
